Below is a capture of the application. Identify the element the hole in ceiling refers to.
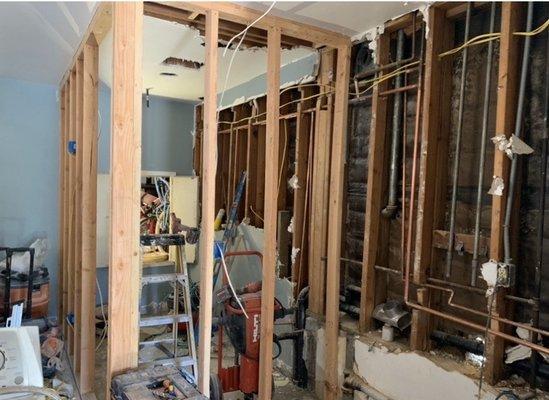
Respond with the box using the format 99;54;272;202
160;72;178;77
162;57;204;70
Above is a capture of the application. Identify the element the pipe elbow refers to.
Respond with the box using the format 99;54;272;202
381;205;398;219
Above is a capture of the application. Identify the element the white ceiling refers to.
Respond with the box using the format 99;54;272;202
0;2;95;85
0;1;425;95
99;16;315;101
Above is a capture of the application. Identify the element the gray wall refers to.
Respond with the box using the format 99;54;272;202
98;82;197;175
0;77;60;316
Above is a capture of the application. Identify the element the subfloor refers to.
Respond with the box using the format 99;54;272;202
93;333;318;400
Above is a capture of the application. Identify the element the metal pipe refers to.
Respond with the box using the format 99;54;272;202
471;2;496;286
405;24;425;283
446;3;472;278
504;2;534;265
431;330;484;354
382;30;406;219
531;21;549;389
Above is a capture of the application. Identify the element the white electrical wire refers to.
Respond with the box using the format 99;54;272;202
217;1;277;115
216;243;249;319
0;386;63;400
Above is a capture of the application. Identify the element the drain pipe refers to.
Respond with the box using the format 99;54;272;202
503;2;534;266
382;29;406;219
446;3;472;278
471;2;496;286
344;373;392;400
531;21;549;389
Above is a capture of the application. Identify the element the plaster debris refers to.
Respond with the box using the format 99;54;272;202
419;4;431;38
488;176;504;196
481;260;498;288
505;344;531;364
492;134;534;159
291;247;300;266
288;217;294;234
289;174;300;190
465;352;484;368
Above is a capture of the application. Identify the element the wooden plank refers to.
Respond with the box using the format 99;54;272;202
79;34;99;394
58;86;66;324
74;56;84;373
67;70;76;354
308;48;335;316
324;43;351;400
291;88;313;295
485;2;524;385
432;230;489;255
197;9;218;397
410;6;454;351
258;26;281;400
62;81;70;340
245;114;257;221
254;98;267;228
107;2;143;390
157;1;349;48
358;33;391;333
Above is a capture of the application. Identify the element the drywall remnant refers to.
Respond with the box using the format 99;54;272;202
354;340;498;400
481;260;498;288
288;174;300;190
288;217;294;234
419;4;431;38
291;247;300;266
488;176;504;196
492;134;534;159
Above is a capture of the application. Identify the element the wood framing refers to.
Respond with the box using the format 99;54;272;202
485;2;524;384
67;70;76;354
358;33;391;332
79;34;99;394
308;48;336;315
410;6;454;351
324;42;351;400
197;9;218;396
158;1;348;48
58;86;67;325
258;26;281;400
106;1;143;389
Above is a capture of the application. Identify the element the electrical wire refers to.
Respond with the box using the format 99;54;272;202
216;243;249;319
0;387;63;400
218;1;277;117
439;18;549;59
278;119;289;198
95;277;108;351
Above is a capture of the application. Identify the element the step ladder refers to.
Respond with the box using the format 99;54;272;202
139;234;198;383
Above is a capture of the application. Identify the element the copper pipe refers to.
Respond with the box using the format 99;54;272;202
423;283;549;338
406;301;549;356
380;84;419;97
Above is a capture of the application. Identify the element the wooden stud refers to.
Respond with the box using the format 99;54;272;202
58;86;66;324
74;56;84;373
197;9;218;397
79;34;99;394
324;43;351;400
258;26;281;400
485;2;524;384
62;81;70;341
410;6;454;351
359;33;391;333
67;70;76;354
254;98;267;228
107;2;143;390
308;48;336;316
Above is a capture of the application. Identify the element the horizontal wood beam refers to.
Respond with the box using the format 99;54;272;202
158;1;349;47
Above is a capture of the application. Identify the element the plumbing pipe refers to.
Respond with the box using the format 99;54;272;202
471;2;496;286
431;330;484;354
382;29;406;219
446;3;472;278
405;24;425;282
503;2;534;265
344;373;392;400
531;20;549;389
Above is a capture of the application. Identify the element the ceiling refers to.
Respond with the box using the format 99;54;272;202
0;2;95;85
99;16;315;101
0;1;425;96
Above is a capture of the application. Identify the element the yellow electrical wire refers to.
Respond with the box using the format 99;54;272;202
439;18;549;59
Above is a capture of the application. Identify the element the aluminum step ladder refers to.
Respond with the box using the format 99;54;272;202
139;234;198;382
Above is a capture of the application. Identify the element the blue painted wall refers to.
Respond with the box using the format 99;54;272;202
0;77;60;316
98;82;197;175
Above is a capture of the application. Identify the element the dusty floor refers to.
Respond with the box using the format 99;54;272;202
93;333;317;400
